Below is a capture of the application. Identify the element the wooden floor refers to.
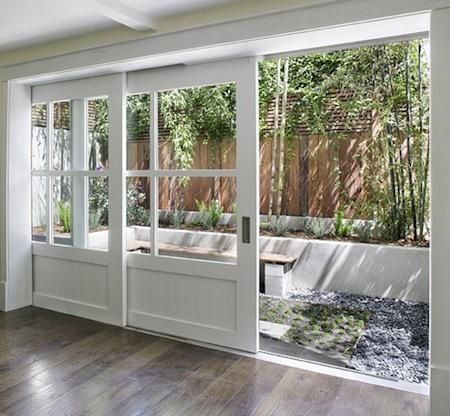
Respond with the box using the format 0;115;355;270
0;307;429;416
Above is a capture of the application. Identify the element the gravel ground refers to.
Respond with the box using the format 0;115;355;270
289;288;429;384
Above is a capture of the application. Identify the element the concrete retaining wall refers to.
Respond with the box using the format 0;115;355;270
89;227;429;302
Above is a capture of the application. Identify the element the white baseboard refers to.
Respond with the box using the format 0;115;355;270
0;282;5;311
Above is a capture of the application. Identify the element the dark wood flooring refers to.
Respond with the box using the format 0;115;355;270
0;307;429;416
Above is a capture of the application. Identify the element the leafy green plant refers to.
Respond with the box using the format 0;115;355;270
171;209;185;228
57;201;71;233
127;182;149;226
260;221;271;231
334;210;353;238
196;199;223;230
89;210;102;232
89;177;108;227
270;217;288;237
353;221;374;243
305;217;328;239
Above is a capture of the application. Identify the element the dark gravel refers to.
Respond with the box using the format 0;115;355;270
289;288;429;384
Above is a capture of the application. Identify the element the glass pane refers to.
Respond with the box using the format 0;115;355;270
157;83;236;170
32;176;47;242
88;177;109;250
88;98;109;171
53;176;72;246
127;94;150;170
126;177;150;253
158;176;236;263
31;104;47;170
52;101;71;171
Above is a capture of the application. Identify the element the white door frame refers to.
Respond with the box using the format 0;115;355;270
4;5;450;412
126;58;259;352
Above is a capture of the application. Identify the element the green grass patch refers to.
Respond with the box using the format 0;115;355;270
260;295;371;362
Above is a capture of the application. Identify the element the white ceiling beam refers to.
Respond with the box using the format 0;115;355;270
92;0;155;31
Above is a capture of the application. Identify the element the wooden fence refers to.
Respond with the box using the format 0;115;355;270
128;132;369;218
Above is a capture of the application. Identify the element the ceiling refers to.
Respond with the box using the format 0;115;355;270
0;0;333;53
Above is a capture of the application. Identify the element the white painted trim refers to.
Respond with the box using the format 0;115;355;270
31;170;109;177
125;169;236;177
0;3;435;83
0;282;5;311
32;243;109;266
127;253;237;281
31;75;118;103
430;7;450;416
91;0;156;32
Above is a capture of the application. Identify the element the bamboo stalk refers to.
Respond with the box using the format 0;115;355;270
267;59;281;222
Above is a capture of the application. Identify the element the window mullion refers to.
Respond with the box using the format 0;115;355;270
149;90;158;257
72;99;88;248
47;102;53;245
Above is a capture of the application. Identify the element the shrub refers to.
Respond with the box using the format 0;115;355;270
171;209;185;228
89;177;108;227
57;201;71;233
334;210;353;238
89;210;103;231
270;217;288;237
305;217;327;239
127;182;149;226
196;199;223;229
353;222;374;243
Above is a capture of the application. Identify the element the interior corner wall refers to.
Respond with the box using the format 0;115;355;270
0;81;7;311
2;82;32;312
430;7;450;416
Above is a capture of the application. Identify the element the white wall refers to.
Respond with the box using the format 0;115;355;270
0;82;32;312
0;82;7;311
430;7;450;416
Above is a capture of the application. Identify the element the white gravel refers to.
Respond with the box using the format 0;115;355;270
289;288;429;384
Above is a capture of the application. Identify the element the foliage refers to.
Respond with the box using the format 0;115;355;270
334;210;353;238
159;85;236;171
127;94;151;140
171;209;185;228
259;40;430;242
127;181;149;226
89;177;108;229
305;217;328;239
270;217;288;237
196;199;223;230
353;222;374;243
57;201;71;233
89;99;109;170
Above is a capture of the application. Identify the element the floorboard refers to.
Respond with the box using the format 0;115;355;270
0;307;429;416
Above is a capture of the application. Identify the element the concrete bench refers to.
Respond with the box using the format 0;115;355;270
260;253;297;298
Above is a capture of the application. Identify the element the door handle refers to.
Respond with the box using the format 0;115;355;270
242;216;250;244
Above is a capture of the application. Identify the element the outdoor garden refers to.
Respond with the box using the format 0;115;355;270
31;39;430;384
